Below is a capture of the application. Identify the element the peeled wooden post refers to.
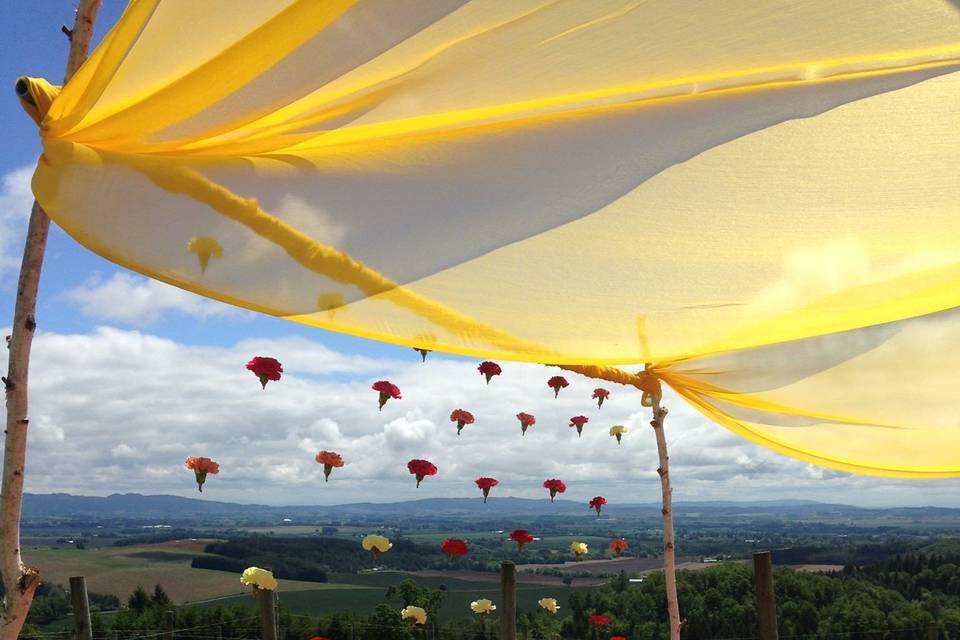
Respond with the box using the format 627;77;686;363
753;551;779;640
651;395;681;640
0;3;102;639
254;587;278;640
69;576;92;640
500;561;517;640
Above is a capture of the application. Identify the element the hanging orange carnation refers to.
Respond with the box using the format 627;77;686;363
185;456;219;492
608;538;629;556
315;451;344;482
516;412;536;436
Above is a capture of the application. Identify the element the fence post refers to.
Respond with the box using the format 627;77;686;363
254;587;278;640
926;621;939;640
69;576;92;640
500;560;517;640
216;625;223;640
753;551;779;640
162;609;175;640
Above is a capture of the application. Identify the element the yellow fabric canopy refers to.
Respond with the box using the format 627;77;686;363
22;0;960;477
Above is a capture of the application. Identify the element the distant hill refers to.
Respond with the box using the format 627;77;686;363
23;492;947;521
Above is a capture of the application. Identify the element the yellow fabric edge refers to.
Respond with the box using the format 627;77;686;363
668;382;960;478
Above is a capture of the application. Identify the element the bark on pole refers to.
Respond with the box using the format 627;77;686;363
500;560;517;640
651;395;681;640
69;576;92;640
254;587;278;640
0;3;101;638
754;552;779;640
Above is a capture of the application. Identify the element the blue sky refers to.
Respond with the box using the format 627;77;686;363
1;2;958;508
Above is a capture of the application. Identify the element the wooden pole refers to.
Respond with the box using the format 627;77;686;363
254;587;278;640
0;3;102;639
753;551;779;640
69;576;92;640
650;395;681;640
162;610;175;640
500;561;517;640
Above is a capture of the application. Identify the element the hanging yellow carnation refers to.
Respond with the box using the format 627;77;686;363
400;606;427;625
361;534;393;559
471;598;497;615
239;566;278;591
538;597;560;614
609;425;628;445
570;541;589;559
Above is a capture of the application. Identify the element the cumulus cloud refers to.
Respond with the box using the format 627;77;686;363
2;326;957;506
64;273;241;324
0;166;35;278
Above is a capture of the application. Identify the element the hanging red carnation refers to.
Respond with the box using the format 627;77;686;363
475;477;499;503
592;388;610;408
372;380;401;411
589;496;607;516
588;615;610;626
246;356;282;389
608;538;629;556
569;415;589;437
441;538;469;557
611;636;628;640
184;456;219;492
547;376;569;398
509;529;534;550
450;409;475;435
407;459;437;487
315;451;344;482
543;479;566;502
477;361;502;384
516;412;536;436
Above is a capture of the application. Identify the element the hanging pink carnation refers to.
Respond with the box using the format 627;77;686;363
477;361;502;384
592;388;610;408
516;412;536;436
569;415;589;437
543;478;566;502
547;376;569;398
589;496;607;516
475;477;499;503
246;356;282;389
372;380;401;411
450;409;475;435
407;459;437;488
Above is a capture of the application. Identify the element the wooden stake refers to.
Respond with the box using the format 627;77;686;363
753;552;779;640
500;560;517;640
69;576;92;640
254;587;278;640
0;4;101;638
651;394;681;640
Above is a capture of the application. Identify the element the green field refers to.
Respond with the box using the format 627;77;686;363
198;571;593;621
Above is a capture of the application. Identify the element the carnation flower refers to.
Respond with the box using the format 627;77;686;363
611;637;628;640
407;459;438;487
538;597;559;614
592;387;610;408
588;614;610;626
246;356;282;389
441;538;469;557
609;425;628;445
240;566;278;591
315;450;344;482
510;529;534;550
400;606;427;625
589;496;608;516
187;236;222;273
477;361;502;384
547;376;569;398
317;292;344;319
470;599;497;615
371;380;401;410
569;415;589;437
361;534;392;560
608;538;629;556
450;409;475;435
571;541;589;559
475;477;499;503
516;412;536;436
543;478;566;502
184;456;219;492
413;347;430;362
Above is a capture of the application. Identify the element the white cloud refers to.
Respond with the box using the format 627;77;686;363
0;326;956;507
64;273;241;325
0;166;36;278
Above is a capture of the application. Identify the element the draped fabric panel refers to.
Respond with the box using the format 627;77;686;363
21;0;960;477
